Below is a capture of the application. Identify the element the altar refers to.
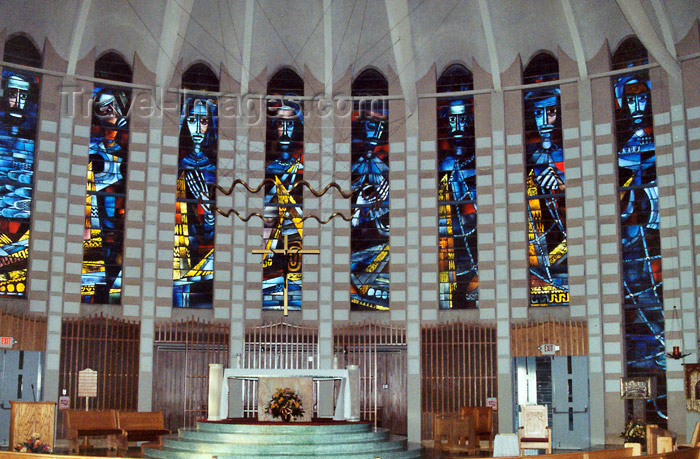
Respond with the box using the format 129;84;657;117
208;365;360;422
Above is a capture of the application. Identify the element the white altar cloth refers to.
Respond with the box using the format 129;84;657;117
217;368;357;421
493;433;519;457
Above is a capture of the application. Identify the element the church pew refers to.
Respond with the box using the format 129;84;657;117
115;410;171;452
64;409;124;454
645;447;700;459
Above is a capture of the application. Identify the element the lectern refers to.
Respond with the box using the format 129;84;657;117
8;401;56;451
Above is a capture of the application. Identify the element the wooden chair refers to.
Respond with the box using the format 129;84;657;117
434;413;478;456
677;421;700;449
517;404;552;455
461;406;494;452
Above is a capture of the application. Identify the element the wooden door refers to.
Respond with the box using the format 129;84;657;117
153;319;229;431
152;345;187;431
152;344;227;431
376;349;407;435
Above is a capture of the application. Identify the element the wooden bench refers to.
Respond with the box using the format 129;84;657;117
64;409;124;454
116;410;171;452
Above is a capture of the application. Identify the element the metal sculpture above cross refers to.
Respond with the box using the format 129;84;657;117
251;234;320;316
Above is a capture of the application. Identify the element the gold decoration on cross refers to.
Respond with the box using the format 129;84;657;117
251;234;320;316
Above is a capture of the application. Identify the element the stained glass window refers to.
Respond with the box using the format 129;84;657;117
0;36;41;297
436;64;478;309
522;53;569;307
173;64;219;308
350;69;389;311
81;53;131;304
611;37;666;424
262;69;305;311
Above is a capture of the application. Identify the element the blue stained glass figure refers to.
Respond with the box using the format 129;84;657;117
437;98;478;309
173;97;217;308
524;86;569;307
0;70;39;296
613;39;666;424
614;73;662;308
81;86;130;304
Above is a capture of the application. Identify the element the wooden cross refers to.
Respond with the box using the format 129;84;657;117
252;234;320;316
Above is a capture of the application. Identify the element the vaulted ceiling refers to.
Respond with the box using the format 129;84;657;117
2;0;699;97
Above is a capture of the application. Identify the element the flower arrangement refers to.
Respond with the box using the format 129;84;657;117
265;387;304;421
621;419;646;443
15;433;52;454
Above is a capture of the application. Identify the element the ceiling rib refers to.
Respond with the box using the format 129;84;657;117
650;0;677;56
385;0;418;114
323;0;333;98
154;0;194;97
240;0;254;97
561;0;587;78
477;0;501;91
615;0;681;81
66;0;92;76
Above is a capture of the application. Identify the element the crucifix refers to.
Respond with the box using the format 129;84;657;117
252;234;320;316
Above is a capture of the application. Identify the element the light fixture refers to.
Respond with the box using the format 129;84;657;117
667;306;692;360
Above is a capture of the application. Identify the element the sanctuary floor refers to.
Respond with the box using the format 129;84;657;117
0;444;617;459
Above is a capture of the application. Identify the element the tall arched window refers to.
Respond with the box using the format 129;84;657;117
262;68;304;311
173;63;219;308
436;64;477;309
0;35;42;297
522;53;569;307
81;52;132;304
611;37;666;424
350;69;389;311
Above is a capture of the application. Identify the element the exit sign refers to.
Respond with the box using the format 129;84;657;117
0;337;14;348
538;343;560;355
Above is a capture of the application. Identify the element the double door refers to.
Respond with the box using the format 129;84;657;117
513;356;590;450
0;350;43;447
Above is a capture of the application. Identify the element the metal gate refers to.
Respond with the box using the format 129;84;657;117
421;320;497;441
242;321;318;418
58;313;140;437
